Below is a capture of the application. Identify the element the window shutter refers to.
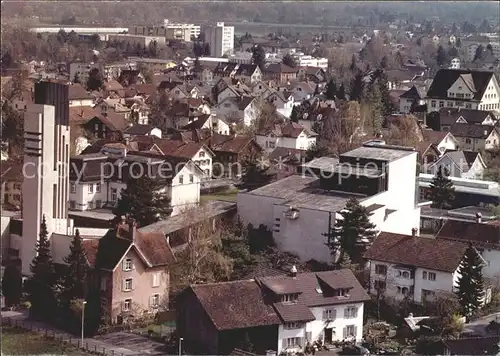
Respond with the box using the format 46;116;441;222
122;279;126;291
343;327;347;339
354;326;358;338
122;260;126;271
121;301;125;311
344;308;349;318
354;307;358;318
332;309;337;320
282;338;286;350
323;310;327;319
149;295;154;308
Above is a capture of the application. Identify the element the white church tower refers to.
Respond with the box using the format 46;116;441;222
21;82;73;275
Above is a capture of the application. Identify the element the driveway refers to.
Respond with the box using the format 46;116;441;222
94;332;167;355
463;312;500;336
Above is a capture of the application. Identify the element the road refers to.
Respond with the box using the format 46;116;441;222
463;312;500;336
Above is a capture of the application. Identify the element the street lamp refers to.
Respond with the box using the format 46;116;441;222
179;337;183;356
81;301;87;345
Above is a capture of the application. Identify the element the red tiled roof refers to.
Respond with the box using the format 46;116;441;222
364;232;468;272
82;239;99;267
437;220;500;249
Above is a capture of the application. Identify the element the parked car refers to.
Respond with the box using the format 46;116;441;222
340;345;371;355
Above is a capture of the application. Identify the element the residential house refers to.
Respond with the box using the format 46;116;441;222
83;112;129;140
83;217;175;323
123;124;162;139
256;122;317;153
252;81;273;99
129;101;151;125
385;69;424;91
237;142;423;263
421;130;460;155
278;81;317;102
425;69;500;113
215;96;258;127
416;141;441;170
69;149;204;215
181;114;231;136
98;98;132;121
438;108;498;132
427;150;486;179
399;85;425;114
177;268;370;355
266;90;295;118
450;123;500;151
262;63;297;84
118;70;145;87
297;67;327;84
213;63;262;84
216;82;252;104
268;147;306;181
1;161;22;208
364;231;469;303
436;218;500;280
69;83;94;107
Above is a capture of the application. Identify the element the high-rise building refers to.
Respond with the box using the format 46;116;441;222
22;82;72;275
205;22;234;57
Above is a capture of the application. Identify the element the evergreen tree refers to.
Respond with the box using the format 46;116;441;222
336;84;346;100
378;72;395;116
239;161;276;191
2;263;23;307
349;73;364;102
474;45;485;62
27;215;57;320
290;105;299;122
325;198;378;264
364;83;383;134
61;229;88;304
436;46;449;67
325;79;337;100
86;68;103;91
113;176;172;227
455;246;484;317
456;37;462;48
251;45;266;70
429;166;455;209
380;55;389;69
73;72;81;84
282;53;296;68
416;37;423;47
349;54;358;72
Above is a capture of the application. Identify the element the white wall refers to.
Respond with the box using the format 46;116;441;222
479;249;500;280
256;134;316;153
191;147;213;179
69;98;94;107
478;77;500;112
170;165;201;216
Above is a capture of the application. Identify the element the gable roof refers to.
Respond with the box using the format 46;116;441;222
212;135;260;154
180;114;211;131
90;112;128;132
400;85;424;100
421;130;454;146
257;122;317;138
430;150;483;173
262;63;296;74
439;108;496;126
69;83;93;100
436;220;500;249
123;124;156;136
189;280;281;330
426;69;495;101
450;123;497;139
364;232;468;272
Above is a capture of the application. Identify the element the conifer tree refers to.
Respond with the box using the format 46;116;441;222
325;198;378;264
455;246;484;317
336;84;346;100
290;105;299;122
325;79;337;100
349;74;364;102
239;161;276;191
27;215;57;320
429;166;455;209
2;263;22;307
61;229;88;303
113;176;172;227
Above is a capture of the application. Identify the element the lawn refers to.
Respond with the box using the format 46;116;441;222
2;326;91;355
200;189;239;202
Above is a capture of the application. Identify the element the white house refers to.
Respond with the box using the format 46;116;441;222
427;150;486;179
123;124;162;139
256;122;317;153
398;86;425;114
215;96;258;127
364;231;469;303
237;141;423;263
421;131;460;155
179;268;370;355
438;108;498;132
69;83;94;107
266;90;295;118
425;69;500;113
69;147;203;216
449;124;500;151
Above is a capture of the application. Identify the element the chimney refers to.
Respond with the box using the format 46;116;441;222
290;265;297;279
128;218;137;241
476;212;482;223
411;228;417;237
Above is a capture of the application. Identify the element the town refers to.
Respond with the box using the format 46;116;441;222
1;1;500;355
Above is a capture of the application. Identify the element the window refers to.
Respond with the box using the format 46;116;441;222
397;286;409;295
268;141;276;148
100;277;107;291
375;264;387;275
344;306;358;319
374;280;386;291
95;200;102;208
428;272;436;281
179;175;184;184
398;270;411;279
70;201;76;209
189;174;194;183
284;337;301;348
466;138;471;144
343;325;357;339
448;101;454;107
152;272;161;288
88;184;93;193
87;201;93;210
70;183;76;193
422;271;428;280
123;299;131;311
123;278;133;292
199;151;205;157
466;103;472;109
422;289;435;301
439;101;444;108
323;309;336;320
123;258;133;272
281;293;299;303
94;123;99;131
431;100;436;108
284;322;302;329
111;188;117;202
151;294;160;308
96;183;101;193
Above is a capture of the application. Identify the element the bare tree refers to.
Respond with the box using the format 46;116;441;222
385;115;423;147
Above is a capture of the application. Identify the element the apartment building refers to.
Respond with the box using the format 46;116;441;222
290;53;328;70
69;146;203;216
237;141;423;263
107;34;166;47
177;268;369;355
205;22;234;57
425;69;500;113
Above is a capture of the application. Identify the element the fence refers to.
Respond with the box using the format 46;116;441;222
3;317;143;356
